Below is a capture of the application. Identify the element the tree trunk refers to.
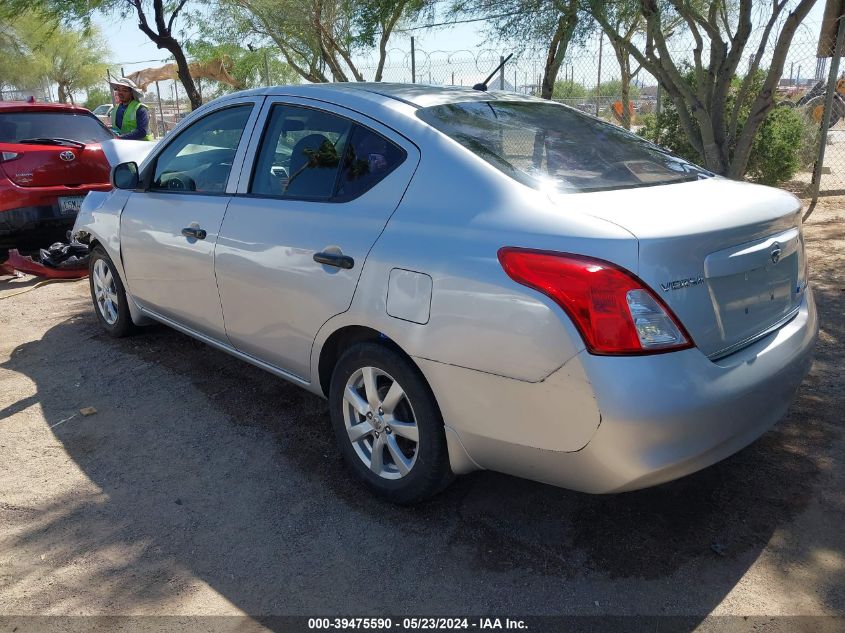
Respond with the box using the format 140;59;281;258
540;3;578;100
375;3;405;82
168;40;202;110
620;73;631;129
375;35;388;82
132;0;203;110
58;83;68;103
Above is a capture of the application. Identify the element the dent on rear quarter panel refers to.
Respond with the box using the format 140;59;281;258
414;351;602;454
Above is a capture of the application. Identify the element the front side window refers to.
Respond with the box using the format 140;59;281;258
251;105;351;199
417;101;711;194
151;105;252;193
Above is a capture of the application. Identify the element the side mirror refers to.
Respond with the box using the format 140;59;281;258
112;161;139;190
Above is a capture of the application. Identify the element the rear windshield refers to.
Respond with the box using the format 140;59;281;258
0;111;113;144
416;101;710;193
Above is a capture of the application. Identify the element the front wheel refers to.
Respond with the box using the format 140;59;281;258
88;247;133;337
329;343;453;504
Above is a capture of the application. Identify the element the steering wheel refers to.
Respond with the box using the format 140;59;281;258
164;174;196;191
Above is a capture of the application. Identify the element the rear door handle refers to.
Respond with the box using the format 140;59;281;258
313;251;354;270
181;227;207;240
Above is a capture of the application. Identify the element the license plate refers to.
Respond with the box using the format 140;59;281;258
58;196;85;215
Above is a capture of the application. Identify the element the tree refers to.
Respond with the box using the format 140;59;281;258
640;70;807;185
588;1;654;129
351;0;432;81
0;13;106;104
589;0;818;178
84;86;112;109
35;24;109;103
208;0;427;83
0;15;50;96
207;0;346;83
1;0;203;110
451;0;588;99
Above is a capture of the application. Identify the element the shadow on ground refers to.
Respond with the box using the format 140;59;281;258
1;229;843;622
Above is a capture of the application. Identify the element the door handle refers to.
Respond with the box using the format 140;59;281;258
181;227;207;240
313;251;354;270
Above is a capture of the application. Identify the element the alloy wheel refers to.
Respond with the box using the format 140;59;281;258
342;366;419;480
92;258;119;325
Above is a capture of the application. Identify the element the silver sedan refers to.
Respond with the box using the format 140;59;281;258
74;83;818;504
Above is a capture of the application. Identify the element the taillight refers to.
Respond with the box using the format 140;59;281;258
497;247;693;355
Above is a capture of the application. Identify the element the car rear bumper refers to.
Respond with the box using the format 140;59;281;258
419;287;818;493
0;180;111;246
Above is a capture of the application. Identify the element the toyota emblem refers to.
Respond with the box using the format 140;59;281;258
59;151;76;162
770;242;781;265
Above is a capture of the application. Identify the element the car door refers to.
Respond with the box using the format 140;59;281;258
120;99;262;341
214;98;420;380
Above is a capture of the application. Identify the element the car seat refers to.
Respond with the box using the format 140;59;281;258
285;133;337;198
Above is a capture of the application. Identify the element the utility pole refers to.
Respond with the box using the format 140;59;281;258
107;72;116;105
411;37;416;84
595;34;603;117
811;15;845;201
155;81;165;136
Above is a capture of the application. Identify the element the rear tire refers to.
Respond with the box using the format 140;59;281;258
329;342;453;504
89;247;133;338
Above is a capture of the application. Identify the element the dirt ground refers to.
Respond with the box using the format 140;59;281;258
0;196;843;630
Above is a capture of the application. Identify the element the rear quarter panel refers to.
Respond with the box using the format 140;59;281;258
312;125;639;384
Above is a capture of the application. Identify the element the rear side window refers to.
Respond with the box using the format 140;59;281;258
334;125;407;201
250;104;406;201
0;111;113;143
151;105;252;194
416;101;710;193
251;105;351;200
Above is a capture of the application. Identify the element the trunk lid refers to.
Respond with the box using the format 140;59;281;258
550;178;806;358
0;141;110;188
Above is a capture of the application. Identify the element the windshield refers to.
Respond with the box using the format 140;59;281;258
0;111;114;144
416;100;710;193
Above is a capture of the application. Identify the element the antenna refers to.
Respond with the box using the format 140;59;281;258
473;53;514;91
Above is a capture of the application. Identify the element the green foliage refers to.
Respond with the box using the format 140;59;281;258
0;15;50;91
0;12;108;102
746;105;805;186
351;0;431;50
84;87;111;110
638;104;699;164
596;79;640;98
640;72;807;185
553;79;586;99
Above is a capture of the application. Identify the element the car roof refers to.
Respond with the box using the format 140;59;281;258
0;101;96;114
234;82;544;109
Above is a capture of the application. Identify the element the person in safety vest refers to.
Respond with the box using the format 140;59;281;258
109;78;154;141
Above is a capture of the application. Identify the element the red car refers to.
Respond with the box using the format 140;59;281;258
0;100;114;255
